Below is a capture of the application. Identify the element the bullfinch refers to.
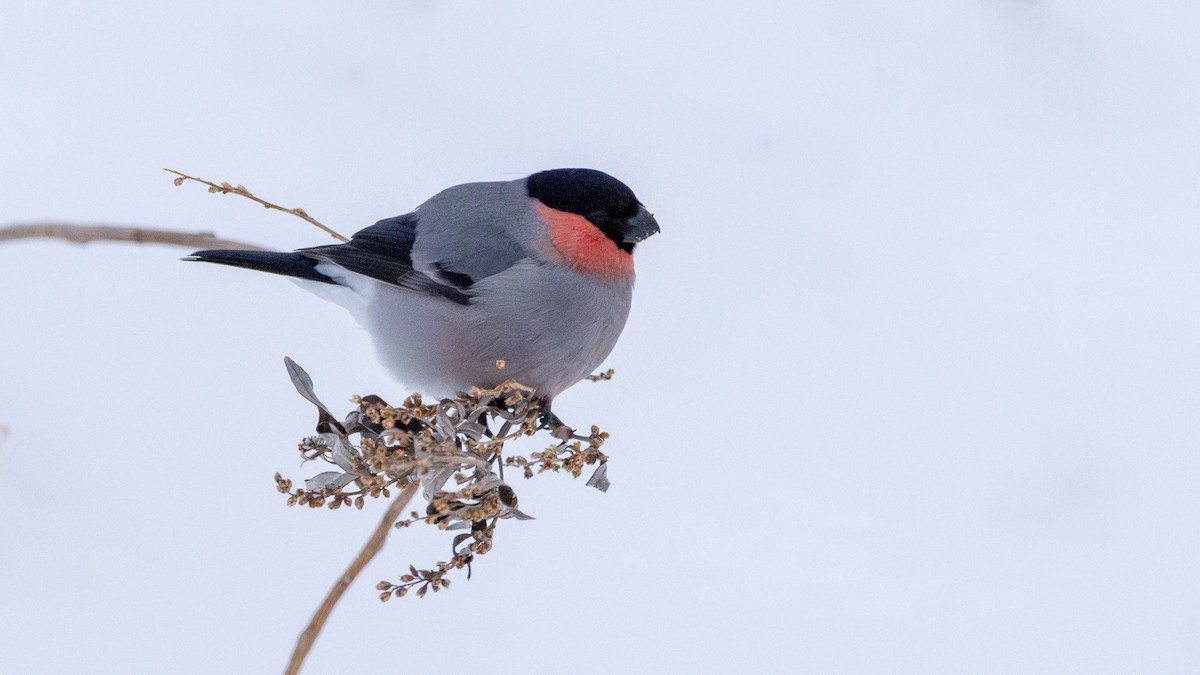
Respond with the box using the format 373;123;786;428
186;168;660;409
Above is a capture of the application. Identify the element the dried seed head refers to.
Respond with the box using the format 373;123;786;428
278;359;615;606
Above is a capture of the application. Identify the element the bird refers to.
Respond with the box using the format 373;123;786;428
184;168;660;417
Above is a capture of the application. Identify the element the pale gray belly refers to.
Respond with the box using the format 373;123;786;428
359;260;633;398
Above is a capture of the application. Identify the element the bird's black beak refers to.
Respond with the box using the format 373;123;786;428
622;206;661;244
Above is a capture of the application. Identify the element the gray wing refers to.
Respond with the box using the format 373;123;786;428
298;209;526;306
406;181;532;286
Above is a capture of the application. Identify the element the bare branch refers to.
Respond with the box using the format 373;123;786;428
0;222;266;251
165;168;350;243
285;481;419;675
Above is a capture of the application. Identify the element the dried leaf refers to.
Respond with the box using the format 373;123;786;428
315;431;359;473
473;474;503;493
284;357;334;417
305;471;357;491
455;420;487;440
488;406;528;422
422;465;458;501
585;461;610;493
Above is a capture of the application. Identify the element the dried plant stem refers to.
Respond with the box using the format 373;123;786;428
0;222;266;251
285;481;420;675
164;168;350;243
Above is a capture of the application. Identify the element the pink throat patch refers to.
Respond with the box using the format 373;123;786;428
536;201;634;279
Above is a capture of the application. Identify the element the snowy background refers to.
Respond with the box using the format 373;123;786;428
2;1;1199;673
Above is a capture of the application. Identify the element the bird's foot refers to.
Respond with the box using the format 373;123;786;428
535;399;572;434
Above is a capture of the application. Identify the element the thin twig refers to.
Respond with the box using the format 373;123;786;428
165;168;350;243
0;222;266;251
285;481;420;675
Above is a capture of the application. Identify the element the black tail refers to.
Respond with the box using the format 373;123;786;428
184;249;336;285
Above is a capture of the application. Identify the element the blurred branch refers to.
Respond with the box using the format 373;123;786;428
285;481;420;675
1;168;349;250
0;222;266;251
165;168;350;243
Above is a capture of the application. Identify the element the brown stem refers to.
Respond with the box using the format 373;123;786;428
284;481;419;675
0;222;267;251
164;168;350;243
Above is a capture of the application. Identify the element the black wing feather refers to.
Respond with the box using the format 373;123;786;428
186;250;337;284
300;214;472;305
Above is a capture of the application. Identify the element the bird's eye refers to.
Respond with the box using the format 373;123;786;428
611;203;639;220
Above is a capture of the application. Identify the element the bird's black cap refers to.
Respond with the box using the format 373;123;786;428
526;168;641;220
